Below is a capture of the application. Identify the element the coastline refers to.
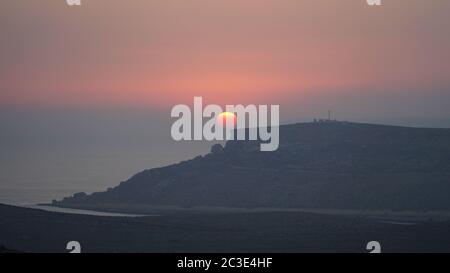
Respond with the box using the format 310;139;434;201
0;202;150;217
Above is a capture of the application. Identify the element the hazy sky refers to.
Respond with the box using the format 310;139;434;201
1;0;450;121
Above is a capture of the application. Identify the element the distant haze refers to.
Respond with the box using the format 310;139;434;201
0;108;218;204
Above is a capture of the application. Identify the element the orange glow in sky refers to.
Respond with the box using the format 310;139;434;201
1;0;449;110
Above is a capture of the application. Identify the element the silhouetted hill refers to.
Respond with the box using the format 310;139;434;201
54;122;450;211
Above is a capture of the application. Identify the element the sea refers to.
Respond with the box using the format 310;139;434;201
0;108;214;213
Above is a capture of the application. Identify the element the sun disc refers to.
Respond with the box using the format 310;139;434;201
217;112;237;126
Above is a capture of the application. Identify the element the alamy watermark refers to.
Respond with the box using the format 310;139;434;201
171;97;280;152
367;0;382;6
66;0;81;6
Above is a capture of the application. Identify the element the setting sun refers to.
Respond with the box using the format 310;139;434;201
217;112;237;127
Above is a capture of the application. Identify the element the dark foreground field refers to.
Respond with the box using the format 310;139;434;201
1;204;450;253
